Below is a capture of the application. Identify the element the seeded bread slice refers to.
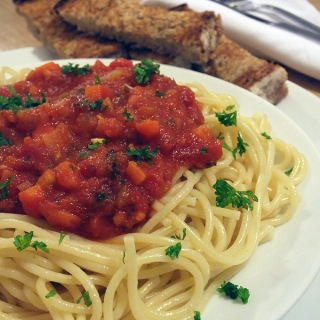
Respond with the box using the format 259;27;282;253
14;0;126;59
55;0;223;65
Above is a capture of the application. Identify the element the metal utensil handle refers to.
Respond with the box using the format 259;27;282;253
256;4;320;35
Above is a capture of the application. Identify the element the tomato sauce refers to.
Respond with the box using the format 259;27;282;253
0;59;222;239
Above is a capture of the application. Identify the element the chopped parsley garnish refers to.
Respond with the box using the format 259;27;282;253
235;133;248;157
96;193;106;202
0;175;13;200
261;132;271;140
217;281;250;304
122;108;135;122
285;167;293;176
76;291;92;307
125;146;160;165
31;241;50;253
0;86;46;114
155;90;165;97
90;98;104;111
87;139;108;150
45;290;57;299
171;228;187;240
200;147;207;154
133;59;161;84
222;133;248;159
194;311;201;320
94;75;101;84
215;106;237;127
0;85;23;114
0;132;11;147
24;92;46;109
79;151;88;157
61;63;92;75
213;178;258;211
13;231;49;253
59;232;66;245
164;242;182;260
122;251;126;264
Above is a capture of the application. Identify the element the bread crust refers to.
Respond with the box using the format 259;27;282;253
15;0;126;59
55;0;223;65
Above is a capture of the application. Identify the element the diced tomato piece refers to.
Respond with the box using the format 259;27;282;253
55;161;81;190
135;119;160;140
18;185;45;218
126;161;147;185
85;84;114;102
26;62;61;82
39;202;82;230
95;117;124;139
109;58;133;70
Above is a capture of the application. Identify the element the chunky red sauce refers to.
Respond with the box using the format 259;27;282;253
0;59;222;239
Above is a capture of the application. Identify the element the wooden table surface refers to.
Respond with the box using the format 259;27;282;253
1;0;319;99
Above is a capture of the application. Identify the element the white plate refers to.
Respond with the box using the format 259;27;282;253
1;49;320;320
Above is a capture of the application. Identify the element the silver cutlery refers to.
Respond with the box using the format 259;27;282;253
210;0;320;40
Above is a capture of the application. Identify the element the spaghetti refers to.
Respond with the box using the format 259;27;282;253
0;64;307;320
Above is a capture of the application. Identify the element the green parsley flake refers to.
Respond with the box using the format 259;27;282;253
87;139;108;150
261;132;272;140
94;75;102;85
222;133;248;159
0;132;11;147
213;178;258;211
194;311;201;320
122;108;135;122
31;241;50;253
61;63;92;75
133;59;161;84
200;147;208;154
215;106;237;127
24;92;46;109
76;291;92;307
125;146;160;165
90;98;104;111
13;231;50;253
171;228;187;240
45;290;57;299
155;90;165;97
96;193;106;202
0;175;13;200
285;167;293;176
217;281;250;304
165;242;182;260
59;232;66;245
122;251;126;264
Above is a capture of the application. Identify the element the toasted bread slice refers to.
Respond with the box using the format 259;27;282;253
129;35;288;104
205;35;288;104
55;0;223;65
14;0;126;59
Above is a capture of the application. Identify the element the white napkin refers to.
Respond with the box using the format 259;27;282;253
141;0;320;80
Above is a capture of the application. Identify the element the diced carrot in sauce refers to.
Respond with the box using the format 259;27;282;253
55;161;81;190
85;84;114;102
37;169;56;189
136;119;160;140
126;161;147;185
18;185;45;219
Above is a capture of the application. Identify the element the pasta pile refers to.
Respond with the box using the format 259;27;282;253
0;69;307;320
